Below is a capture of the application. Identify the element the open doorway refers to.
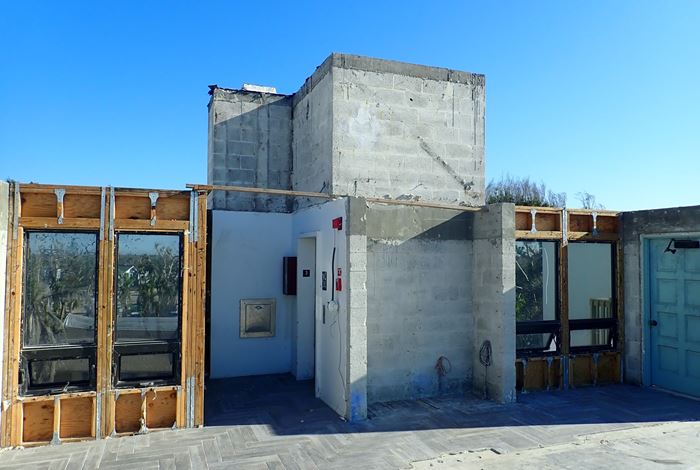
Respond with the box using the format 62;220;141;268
294;235;317;383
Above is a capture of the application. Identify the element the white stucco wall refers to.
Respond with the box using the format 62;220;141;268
209;210;295;378
208;198;351;418
292;199;348;418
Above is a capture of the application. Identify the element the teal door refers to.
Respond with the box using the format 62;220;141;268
648;238;700;397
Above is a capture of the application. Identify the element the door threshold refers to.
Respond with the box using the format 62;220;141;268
650;385;700;402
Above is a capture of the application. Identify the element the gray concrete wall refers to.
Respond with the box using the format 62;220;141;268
0;181;8;426
208;88;293;212
471;203;516;403
208;53;486;213
291;65;334;209
330;54;485;206
621;205;700;385
345;197;368;420
362;203;474;403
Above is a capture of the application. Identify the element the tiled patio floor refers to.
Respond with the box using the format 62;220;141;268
1;375;698;469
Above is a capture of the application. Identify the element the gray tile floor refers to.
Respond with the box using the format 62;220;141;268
1;374;699;469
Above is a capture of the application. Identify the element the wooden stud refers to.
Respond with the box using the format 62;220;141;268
9;226;24;446
20;217;101;230
194;192;207;426
178;232;190;429
114;219;189;231
1;186;16;447
20;183;188;198
515;230;562;240
91;396;96;438
103;193;116;438
139;390;148;434
51;396;60;445
18;391;96;403
560;241;570;388
97;188;109;438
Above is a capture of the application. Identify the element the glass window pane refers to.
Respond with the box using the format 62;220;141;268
568;243;614;320
516;241;557;322
28;358;91;387
23;232;98;347
120;354;174;381
571;329;614;348
115;234;181;341
517;333;557;352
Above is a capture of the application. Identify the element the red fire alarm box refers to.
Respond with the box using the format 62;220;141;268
332;217;343;230
335;277;342;292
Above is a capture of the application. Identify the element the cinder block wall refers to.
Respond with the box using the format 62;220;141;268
208;88;293;211
362;203;474;403
208;53;486;213
330;54;485;205
291;64;334;209
621;205;700;385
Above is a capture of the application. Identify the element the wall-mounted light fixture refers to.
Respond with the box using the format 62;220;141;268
664;239;700;254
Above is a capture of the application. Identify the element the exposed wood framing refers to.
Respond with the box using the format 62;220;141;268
514;206;623;392
187;183;482;213
1;183;207;447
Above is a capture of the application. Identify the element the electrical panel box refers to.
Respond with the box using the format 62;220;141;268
283;256;297;295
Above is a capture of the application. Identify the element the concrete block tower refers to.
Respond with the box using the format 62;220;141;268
208;53;485;211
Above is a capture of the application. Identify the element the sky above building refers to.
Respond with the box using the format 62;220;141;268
1;1;698;211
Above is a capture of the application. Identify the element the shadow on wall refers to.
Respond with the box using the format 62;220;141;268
204;374;700;436
208;91;295;213
364;209;475;403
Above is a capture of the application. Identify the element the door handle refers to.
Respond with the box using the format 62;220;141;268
650;320;658;327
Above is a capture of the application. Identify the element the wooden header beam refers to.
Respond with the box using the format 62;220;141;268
187;183;483;212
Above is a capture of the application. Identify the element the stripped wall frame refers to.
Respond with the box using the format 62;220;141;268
1;183;207;447
514;206;624;392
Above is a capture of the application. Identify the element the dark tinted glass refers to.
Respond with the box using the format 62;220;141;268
516;241;557;322
120;353;174;381
28;358;91;386
516;333;557;352
115;234;181;341
23;232;98;347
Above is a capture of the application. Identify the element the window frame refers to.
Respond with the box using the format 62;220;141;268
515;239;561;357
111;231;184;388
20;230;100;396
567;241;618;353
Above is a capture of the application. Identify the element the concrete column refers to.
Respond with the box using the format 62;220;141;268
0;181;9;426
471;203;516;403
345;197;368;420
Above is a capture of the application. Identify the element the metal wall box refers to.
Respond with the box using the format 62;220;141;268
240;299;276;338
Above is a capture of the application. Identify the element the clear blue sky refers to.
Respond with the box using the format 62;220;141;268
1;1;698;211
